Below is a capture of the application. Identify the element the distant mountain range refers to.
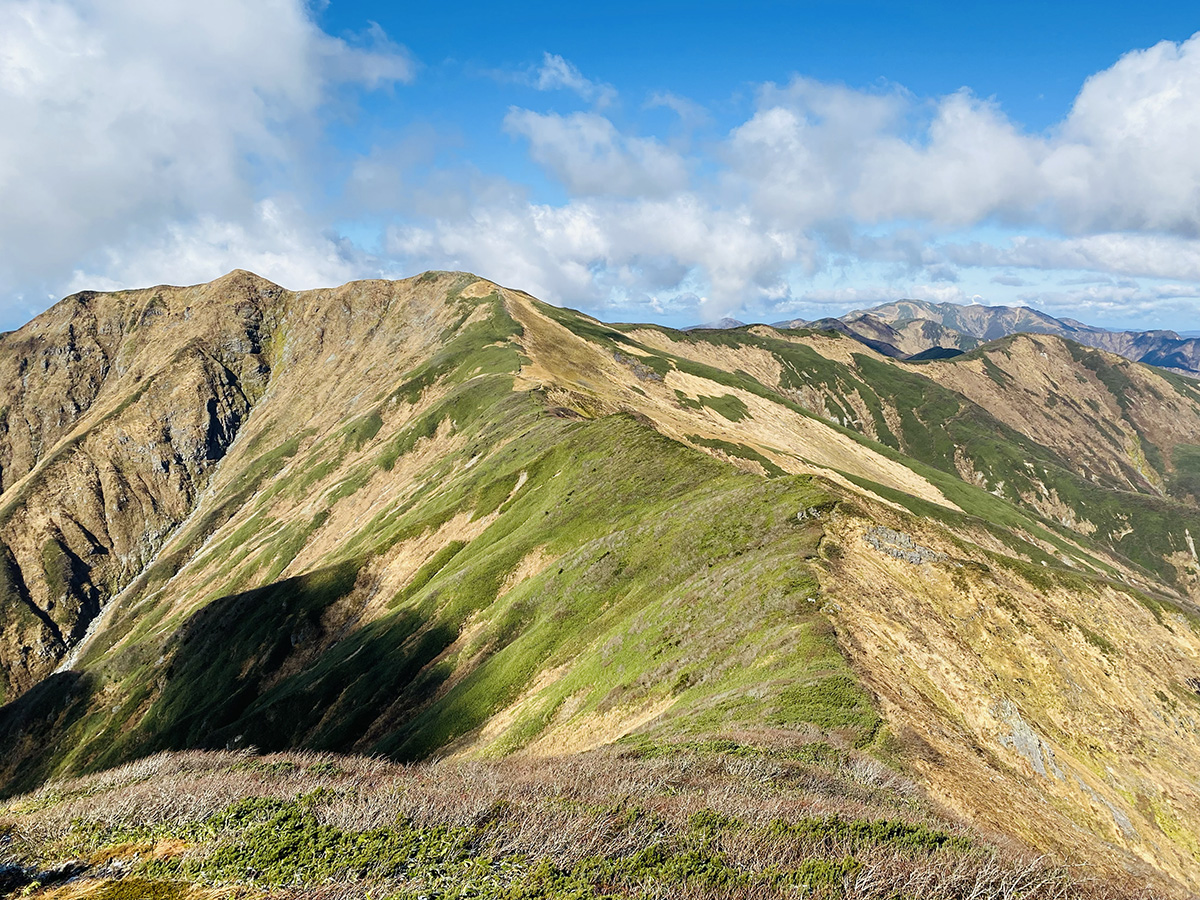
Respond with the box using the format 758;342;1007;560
765;299;1200;377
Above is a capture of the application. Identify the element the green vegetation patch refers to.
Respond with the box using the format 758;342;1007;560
1171;443;1200;502
699;393;751;421
686;434;786;477
390;541;468;609
773;672;880;742
388;295;525;407
197;796;472;887
342;410;384;450
674;391;751;421
1066;342;1136;412
89;878;191;900
39;538;75;605
980;355;1013;387
768;816;972;853
52;792;987;900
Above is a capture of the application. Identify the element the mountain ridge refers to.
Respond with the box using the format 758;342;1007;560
2;271;1200;893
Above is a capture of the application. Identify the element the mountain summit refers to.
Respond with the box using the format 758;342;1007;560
2;272;1200;893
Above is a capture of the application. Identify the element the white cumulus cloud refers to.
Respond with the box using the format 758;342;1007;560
533;52;615;106
459;34;1200;322
388;193;812;316
939;233;1200;282
64;198;369;294
0;0;411;319
8;20;1200;329
504;109;689;197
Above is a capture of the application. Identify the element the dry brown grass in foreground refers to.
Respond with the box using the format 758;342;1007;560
0;739;1165;900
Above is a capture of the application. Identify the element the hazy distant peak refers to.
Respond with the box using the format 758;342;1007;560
684;316;747;331
814;297;1200;375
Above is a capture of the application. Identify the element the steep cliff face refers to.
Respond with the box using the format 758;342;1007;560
0;271;280;698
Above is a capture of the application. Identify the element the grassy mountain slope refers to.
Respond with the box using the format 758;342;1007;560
0;276;871;782
2;273;1200;894
605;320;1200;596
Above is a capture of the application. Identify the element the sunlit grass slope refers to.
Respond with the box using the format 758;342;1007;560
0;279;870;797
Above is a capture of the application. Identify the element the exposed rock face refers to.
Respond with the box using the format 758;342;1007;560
993;698;1064;779
0;271;279;697
0;271;490;700
862;526;948;564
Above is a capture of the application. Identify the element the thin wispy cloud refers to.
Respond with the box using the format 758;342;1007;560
645;91;712;130
533;52;616;106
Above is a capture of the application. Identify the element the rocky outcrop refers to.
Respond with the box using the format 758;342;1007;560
862;525;949;565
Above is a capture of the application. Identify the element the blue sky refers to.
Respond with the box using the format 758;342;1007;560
2;1;1200;331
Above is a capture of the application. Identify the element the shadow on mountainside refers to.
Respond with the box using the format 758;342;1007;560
86;561;465;771
0;562;472;793
0;671;96;797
